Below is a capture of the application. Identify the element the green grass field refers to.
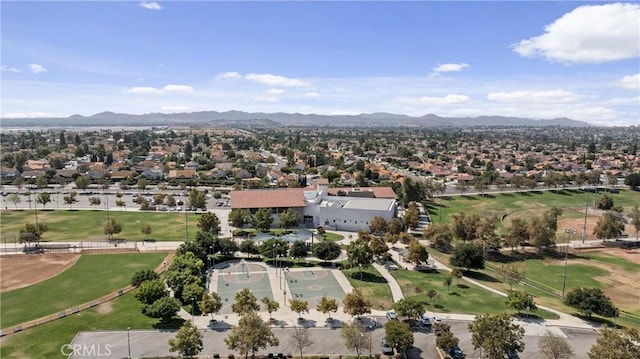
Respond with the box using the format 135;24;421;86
429;188;640;227
0;291;180;359
0;210;200;242
1;252;167;328
344;266;394;310
391;269;558;319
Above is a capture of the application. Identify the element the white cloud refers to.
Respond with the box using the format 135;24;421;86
432;63;469;74
125;84;193;95
305;91;319;97
266;88;285;95
215;71;242;80
614;73;640;90
415;94;471;105
1;65;20;73
162;84;194;93
125;86;162;95
487;89;578;103
140;2;162;11
245;73;308;87
2;112;53;118
161;106;189;112
27;64;47;74
512;3;640;63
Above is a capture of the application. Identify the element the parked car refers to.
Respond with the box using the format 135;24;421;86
446;346;465;359
420;314;432;327
505;350;519;359
381;339;394;356
386;310;398;321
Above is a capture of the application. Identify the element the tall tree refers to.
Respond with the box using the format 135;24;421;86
224;311;279;359
538;330;575;359
406;239;429;266
289;299;309;319
495;264;526;291
75;175;91;192
564;287;616;318
290;325;314;359
343;290;372;318
231;288;260;315
369;236;389;260
505;290;537;315
200;292;223;321
423;223;453;249
135;278;168;305
340;320;369;359
593;212;625;240
88;196;101;209
252;207;274;231
449;242;485;271
503;217;529;250
228;209;251;229
384;320;414;357
316;296;339;319
475;215;500;252
289;240;308;262
197;212;221;234
369;216;387;235
141;224;152;240
63;191;78;209
468;313;525;358
36;192;51;209
392;297;425;320
278;208;300;228
7;192;21;209
104;218;122;239
588;326;640;359
403;204;420;230
452;212;480;242
261;296;280;319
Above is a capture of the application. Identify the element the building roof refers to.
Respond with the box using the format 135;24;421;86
325;186;396;199
231;188;306;209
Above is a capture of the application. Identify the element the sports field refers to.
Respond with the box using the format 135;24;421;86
215;261;273;314
0;252;168;328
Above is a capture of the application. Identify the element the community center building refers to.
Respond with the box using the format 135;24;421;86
230;179;398;232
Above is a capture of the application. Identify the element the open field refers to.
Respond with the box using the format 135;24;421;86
427;246;640;328
1;252;168;328
0;253;80;292
391;269;558;319
0;210;200;242
343;266;394;310
0;292;173;359
429;189;640;240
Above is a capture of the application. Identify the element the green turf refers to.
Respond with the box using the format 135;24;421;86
577;252;640;273
390;269;558;319
1;252;167;328
343;266;394;311
429;189;640;239
0;291;182;359
0;210;200;242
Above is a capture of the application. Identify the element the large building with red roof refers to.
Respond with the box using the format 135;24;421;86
230;181;397;232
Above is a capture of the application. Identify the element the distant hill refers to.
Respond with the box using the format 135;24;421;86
1;111;592;128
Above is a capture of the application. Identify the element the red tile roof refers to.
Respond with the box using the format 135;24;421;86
231;188;306;209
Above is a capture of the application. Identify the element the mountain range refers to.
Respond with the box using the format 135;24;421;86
1;111;592;128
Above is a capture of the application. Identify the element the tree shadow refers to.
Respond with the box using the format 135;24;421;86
518;192;532;197
153;316;185;330
456;284;469;289
500;193;514;197
482;194;496;199
350;271;388;283
463;196;478;201
449;292;461;296
464;270;500;283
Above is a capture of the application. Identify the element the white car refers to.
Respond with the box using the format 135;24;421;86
420;314;432;326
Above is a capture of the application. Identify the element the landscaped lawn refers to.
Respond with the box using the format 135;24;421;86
0;210;200;242
428;189;640;235
390;269;558;319
0;291;180;359
1;252;168;328
344;266;394;311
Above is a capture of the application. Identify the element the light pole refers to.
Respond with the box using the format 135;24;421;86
191;297;195;323
562;228;577;298
127;327;131;359
278;255;282;289
273;243;277;270
582;190;590;243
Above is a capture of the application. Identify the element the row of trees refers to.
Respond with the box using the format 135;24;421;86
228;208;300;231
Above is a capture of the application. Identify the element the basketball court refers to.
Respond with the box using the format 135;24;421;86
215;260;273;314
284;268;346;308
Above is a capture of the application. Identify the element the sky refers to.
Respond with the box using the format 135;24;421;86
1;1;639;126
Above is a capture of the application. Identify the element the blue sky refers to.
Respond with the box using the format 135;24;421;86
1;1;638;125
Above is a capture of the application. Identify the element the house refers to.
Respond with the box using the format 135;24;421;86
168;169;197;179
0;167;20;180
